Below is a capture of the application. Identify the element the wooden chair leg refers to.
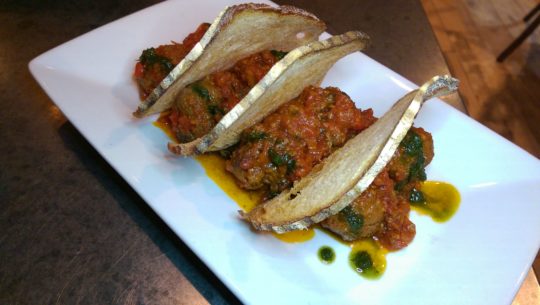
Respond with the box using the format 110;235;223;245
497;13;540;62
523;3;540;22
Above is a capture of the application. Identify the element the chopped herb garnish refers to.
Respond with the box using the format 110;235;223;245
139;48;159;65
139;48;174;72
271;50;288;60
192;83;212;101
394;180;406;191
339;206;364;233
207;104;224;116
268;149;285;166
409;154;427;181
409;188;426;204
268;149;296;174
402;130;423;157
403;131;426;180
246;131;268;142
395;130;427;191
286;157;296;174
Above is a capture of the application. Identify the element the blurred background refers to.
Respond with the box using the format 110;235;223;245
421;0;540;280
422;0;540;158
421;0;540;158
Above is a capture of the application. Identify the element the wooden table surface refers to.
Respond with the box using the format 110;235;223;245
0;0;536;304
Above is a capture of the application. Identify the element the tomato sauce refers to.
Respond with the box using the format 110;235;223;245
226;86;376;195
134;23;210;100
157;50;283;143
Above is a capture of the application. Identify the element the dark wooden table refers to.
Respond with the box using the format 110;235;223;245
3;0;534;304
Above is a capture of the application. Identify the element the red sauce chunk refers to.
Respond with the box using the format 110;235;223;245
134;23;210;100
226;86;376;196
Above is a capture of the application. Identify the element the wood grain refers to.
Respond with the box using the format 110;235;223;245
421;0;540;157
421;0;540;299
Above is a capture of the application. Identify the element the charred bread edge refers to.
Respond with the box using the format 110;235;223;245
168;31;371;155
243;75;459;233
133;3;325;117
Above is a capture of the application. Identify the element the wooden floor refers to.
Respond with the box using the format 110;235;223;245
420;0;540;295
421;0;540;157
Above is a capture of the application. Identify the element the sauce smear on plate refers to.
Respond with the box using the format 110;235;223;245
196;153;315;243
155;124;460;276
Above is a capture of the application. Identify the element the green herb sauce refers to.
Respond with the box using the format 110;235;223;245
207;104;224;116
403;131;427;181
351;251;373;270
268;149;296;174
411;181;461;222
246;131;268;142
409;188;425;204
348;239;386;279
270;50;288;60
339;206;364;233
139;48;174;72
318;246;336;264
191;83;212;101
395;130;427;192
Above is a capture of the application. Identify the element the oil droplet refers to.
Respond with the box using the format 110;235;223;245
153;117;176;141
273;228;315;243
412;181;460;222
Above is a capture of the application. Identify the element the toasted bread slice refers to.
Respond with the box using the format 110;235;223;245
133;3;326;117
168;31;371;155
242;75;459;233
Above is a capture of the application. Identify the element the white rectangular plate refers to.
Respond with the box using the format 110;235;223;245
29;1;540;304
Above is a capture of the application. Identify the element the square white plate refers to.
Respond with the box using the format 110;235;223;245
29;0;540;304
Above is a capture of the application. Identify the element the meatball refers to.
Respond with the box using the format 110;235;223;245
134;23;210;100
222;81;433;251
321;171;391;240
226;86;376;195
321;128;433;250
158;50;283;143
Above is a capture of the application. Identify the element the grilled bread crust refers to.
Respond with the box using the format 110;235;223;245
133;3;326;117
168;31;371;155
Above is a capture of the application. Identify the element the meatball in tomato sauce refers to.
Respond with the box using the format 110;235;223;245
226;86;376;196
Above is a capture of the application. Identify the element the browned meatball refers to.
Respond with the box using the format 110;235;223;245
223;84;433;251
321;128;433;250
321;171;391;240
134;23;210;100
157;50;283;143
226;86;376;195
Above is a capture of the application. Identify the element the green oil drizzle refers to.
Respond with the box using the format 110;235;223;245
318;246;336;264
348;239;387;279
